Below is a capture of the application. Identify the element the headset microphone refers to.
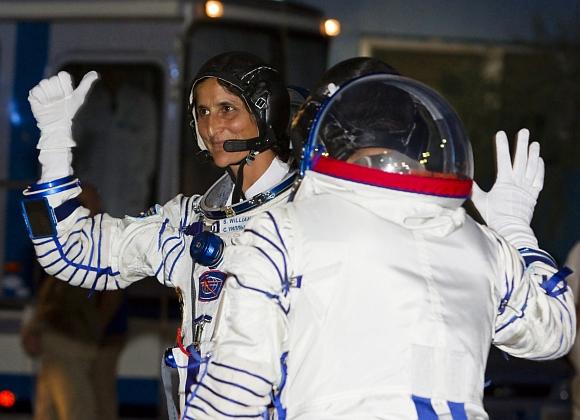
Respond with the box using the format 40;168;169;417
223;137;263;152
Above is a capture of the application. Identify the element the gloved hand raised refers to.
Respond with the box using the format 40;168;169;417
28;71;98;150
471;128;544;248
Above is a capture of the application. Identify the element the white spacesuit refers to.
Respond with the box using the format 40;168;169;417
21;52;301;416
182;68;575;419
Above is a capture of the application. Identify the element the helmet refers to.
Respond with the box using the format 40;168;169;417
189;51;290;160
290;57;400;160
291;67;474;198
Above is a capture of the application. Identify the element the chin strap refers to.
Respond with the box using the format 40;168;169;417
228;150;260;204
223;125;277;203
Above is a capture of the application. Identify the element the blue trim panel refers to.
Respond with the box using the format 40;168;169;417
4;22;49;292
448;401;468;420
412;395;438;420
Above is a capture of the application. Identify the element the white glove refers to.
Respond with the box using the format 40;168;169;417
471;128;544;249
28;71;98;150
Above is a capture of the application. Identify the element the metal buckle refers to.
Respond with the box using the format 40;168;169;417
255;97;267;109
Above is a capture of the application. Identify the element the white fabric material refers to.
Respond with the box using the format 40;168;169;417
245;157;290;199
28;71;98;183
225;157;289;205
29;71;98;150
38;149;74;183
471;129;544;249
183;171;575;420
29;166;294;416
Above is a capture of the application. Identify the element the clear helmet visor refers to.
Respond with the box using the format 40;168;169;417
299;74;474;185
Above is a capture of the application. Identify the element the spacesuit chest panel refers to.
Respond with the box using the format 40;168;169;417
187;171;296;352
189;215;252;351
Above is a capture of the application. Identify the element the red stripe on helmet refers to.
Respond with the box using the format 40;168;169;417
312;156;472;198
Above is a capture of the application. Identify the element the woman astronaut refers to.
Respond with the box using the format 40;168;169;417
22;51;301;416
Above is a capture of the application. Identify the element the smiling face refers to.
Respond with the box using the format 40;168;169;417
194;78;259;168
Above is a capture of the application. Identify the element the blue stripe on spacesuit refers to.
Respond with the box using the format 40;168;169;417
185;355;210;417
194;314;213;323
495;281;532;334
265;211;287;252
231;275;290;315
66;259;82;284
539;267;571;297
156;240;182;284
522;254;558;269
183;405;206;419
41;235;120;277
246;228;288;284
193;395;263;418
78;217;97;287
518;247;557;269
37;246;58;259
40;255;64;271
251;244;285;286
447;401;468;420
272;352;288;420
181;196;194;228
158;218;169;250
245;228;287;267
34;237;56;246
66;248;85;284
52;242;82;277
411;395;437;419
521;247;557;263
159;233;181;254
185;365;266;418
168;244;185;284
212;362;273;385
198;383;251;407
155;235;181;276
206;372;268;398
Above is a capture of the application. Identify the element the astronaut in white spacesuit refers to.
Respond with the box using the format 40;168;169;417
21;51;301;417
182;67;575;419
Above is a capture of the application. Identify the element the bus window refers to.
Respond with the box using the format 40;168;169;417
62;64;163;218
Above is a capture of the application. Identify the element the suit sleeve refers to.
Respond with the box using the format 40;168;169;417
491;230;576;360
31;191;198;291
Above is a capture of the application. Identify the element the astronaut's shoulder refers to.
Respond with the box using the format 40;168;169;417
124;193;201;222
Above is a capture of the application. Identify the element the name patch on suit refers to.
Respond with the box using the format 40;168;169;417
198;270;226;301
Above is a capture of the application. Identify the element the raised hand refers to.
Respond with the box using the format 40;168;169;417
471;129;544;247
28;71;98;149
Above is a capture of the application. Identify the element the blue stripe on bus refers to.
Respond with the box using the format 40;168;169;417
4;22;49;292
